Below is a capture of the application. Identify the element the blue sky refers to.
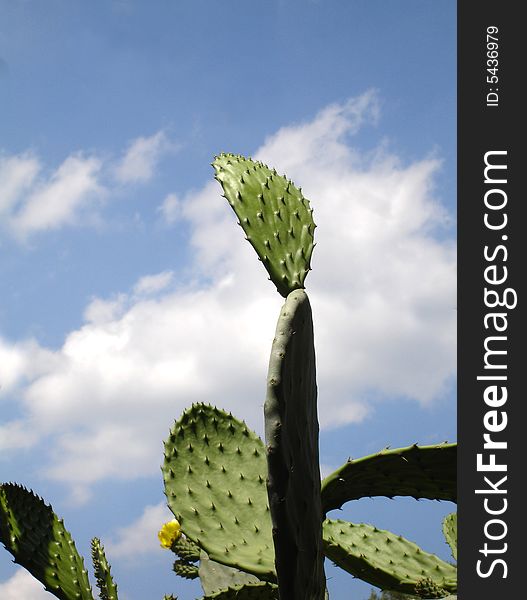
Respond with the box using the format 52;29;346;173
1;2;456;599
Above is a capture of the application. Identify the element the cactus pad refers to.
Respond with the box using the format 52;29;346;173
162;404;275;579
213;153;316;297
201;581;279;600
0;483;94;600
173;559;200;579
442;512;457;561
321;443;457;514
173;535;201;562
91;538;119;600
265;290;325;599
199;552;260;595
323;519;457;597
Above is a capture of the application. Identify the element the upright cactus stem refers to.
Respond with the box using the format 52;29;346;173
265;290;325;600
213;152;325;599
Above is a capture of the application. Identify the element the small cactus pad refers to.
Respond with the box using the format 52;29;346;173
0;483;94;600
91;538;119;600
162;404;275;579
201;581;279;600
322;519;457;597
173;559;200;579
442;512;457;561
173;535;201;562
213;153;316;297
321;443;457;514
199;552;260;595
265;290;326;599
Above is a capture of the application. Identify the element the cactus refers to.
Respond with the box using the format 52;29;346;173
442;513;457;561
212;153;316;298
0;483;94;600
162;404;275;579
173;535;202;561
2;153;457;600
170;536;201;580
198;552;261;593
322;520;457;598
174;559;200;579
91;537;119;600
264;289;325;600
321;443;457;514
162;402;457;597
214;152;325;600
201;581;279;600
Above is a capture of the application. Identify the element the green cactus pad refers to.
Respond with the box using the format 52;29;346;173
414;578;451;599
173;535;201;562
265;290;326;599
213;153;316;297
173;559;200;579
442;513;457;561
321;443;457;514
0;483;94;600
201;581;279;600
323;520;457;597
199;552;260;595
91;538;119;600
162;404;275;579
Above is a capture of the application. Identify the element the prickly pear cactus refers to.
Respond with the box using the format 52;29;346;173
173;559;200;579
199;552;261;594
265;289;326;600
162;404;275;579
442;512;457;561
321;443;457;514
322;520;457;597
201;581;279;600
91;537;119;600
0;483;94;600
213;153;316;297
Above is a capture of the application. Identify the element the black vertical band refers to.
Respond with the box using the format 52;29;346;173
458;1;522;597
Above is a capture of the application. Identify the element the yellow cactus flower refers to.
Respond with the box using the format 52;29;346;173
158;519;182;549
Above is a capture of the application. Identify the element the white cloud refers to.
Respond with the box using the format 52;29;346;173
115;131;173;184
158;192;181;224
0;153;40;215
0;420;40;451
1;93;455;491
133;271;174;296
0;130;175;240
2;153;104;239
0;569;50;600
0;336;58;397
106;502;172;559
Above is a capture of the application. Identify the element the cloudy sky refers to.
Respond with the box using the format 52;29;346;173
0;2;456;599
